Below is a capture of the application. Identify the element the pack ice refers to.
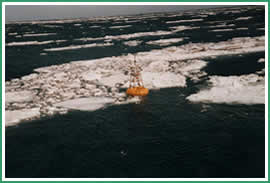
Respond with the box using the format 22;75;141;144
5;36;265;126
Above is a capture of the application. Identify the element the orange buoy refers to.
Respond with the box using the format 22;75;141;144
126;86;149;96
126;55;149;97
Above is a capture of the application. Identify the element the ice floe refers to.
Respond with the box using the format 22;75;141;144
143;72;186;89
169;26;200;32
42;25;63;28
54;97;115;111
89;25;101;28
235;16;252;21
6;40;66;47
105;30;174;40
109;25;132;29
76;30;176;43
209;29;234;32
123;40;142;47
208;23;235;28
44;42;113;51
166;19;203;24
6;91;36;104
146;38;185;46
187;74;265;104
258;58;265;63
22;33;57;37
8;32;18;36
236;27;249;30
6;108;40;127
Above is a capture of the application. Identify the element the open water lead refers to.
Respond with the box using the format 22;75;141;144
126;55;149;97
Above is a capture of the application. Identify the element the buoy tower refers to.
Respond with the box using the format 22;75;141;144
126;56;149;97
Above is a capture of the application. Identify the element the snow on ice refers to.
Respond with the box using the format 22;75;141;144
187;74;265;104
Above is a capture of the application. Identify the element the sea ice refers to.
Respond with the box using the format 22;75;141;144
166;18;203;24
5;35;265;126
235;16;252;21
54;97;115;111
5;91;36;104
6;108;40;126
44;42;113;51
123;40;142;47
143;72;186;89
169;26;199;32
23;33;57;37
258;58;265;63
146;38;185;46
6;40;66;47
209;29;234;32
109;25;132;29
187;74;265;104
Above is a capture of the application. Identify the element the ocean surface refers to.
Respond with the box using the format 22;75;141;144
5;6;265;178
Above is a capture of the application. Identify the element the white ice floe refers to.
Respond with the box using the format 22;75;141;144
90;25;101;28
169;26;200;32
146;38;185;46
144;60;170;72
236;27;249;30
166;13;183;18
123;40;142;47
6;40;66;47
187;74;265;104
143;72;186;89
42;25;63;28
75;37;105;42
258;58;265;63
99;73;129;88
224;10;242;14
109;25;132;29
17;19;83;24
6;108;40;126
235;16;252;21
8;32;18;36
23;33;57;37
44;42;113;51
76;30;176;43
208;24;235;28
209;29;234;32
54;97;115;111
166;19;203;24
105;30;173;40
175;59;208;82
6;91;36;104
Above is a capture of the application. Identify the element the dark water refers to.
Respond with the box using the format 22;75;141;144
6;86;265;178
5;6;265;178
204;52;265;76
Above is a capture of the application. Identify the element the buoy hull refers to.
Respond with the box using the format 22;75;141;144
126;87;149;96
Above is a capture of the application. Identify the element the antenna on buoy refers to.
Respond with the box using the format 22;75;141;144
126;55;149;97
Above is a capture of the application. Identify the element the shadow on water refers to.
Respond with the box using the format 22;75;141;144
5;87;265;178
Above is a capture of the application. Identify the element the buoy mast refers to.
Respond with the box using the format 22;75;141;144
126;55;149;97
